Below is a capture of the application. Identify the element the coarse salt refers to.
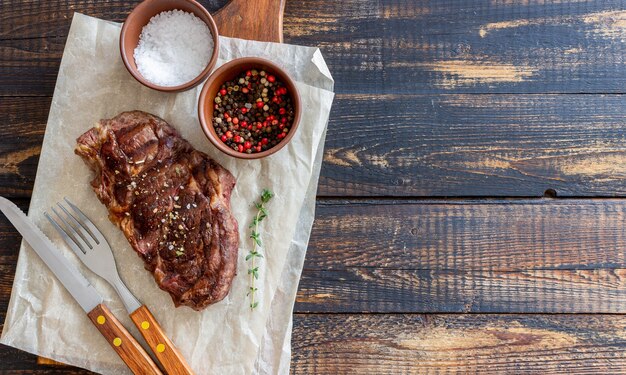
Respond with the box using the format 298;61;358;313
134;10;214;87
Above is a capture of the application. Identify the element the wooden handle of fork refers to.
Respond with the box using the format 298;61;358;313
87;304;163;375
130;305;195;375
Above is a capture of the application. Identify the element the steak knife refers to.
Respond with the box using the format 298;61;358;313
0;197;163;375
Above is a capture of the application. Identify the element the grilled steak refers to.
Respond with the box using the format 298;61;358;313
76;111;239;310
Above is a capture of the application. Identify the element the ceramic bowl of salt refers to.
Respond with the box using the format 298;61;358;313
120;0;220;93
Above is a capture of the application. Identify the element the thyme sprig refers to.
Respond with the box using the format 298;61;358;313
246;189;273;309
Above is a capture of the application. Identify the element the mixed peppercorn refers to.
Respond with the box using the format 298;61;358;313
212;69;295;154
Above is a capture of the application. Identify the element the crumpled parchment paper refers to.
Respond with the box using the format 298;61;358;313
1;13;334;375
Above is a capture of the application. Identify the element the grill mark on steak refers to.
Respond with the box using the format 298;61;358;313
75;111;239;310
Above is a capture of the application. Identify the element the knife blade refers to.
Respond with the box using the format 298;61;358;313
0;197;101;311
0;196;162;375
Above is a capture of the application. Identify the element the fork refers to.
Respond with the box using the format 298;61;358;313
45;198;195;375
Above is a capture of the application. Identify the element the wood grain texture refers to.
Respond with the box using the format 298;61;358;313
284;0;626;94
296;268;626;313
86;304;163;375
2;1;626;95
291;314;626;374
2;95;626;198
0;97;46;196
306;199;626;270
129;305;194;375
0;344;94;373
213;0;285;42
0;1;228;39
319;94;626;197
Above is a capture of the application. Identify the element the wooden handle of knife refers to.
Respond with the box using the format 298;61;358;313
130;305;195;375
87;304;163;375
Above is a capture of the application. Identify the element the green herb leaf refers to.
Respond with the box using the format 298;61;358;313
261;189;274;202
246;188;273;312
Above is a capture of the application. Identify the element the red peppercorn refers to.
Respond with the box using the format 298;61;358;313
211;70;294;154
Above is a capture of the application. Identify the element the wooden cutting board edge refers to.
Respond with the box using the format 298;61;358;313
37;0;285;367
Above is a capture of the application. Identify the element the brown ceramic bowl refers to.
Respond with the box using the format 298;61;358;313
198;57;302;159
120;0;220;93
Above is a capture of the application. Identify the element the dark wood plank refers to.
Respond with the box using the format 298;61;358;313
319;94;626;197
2;95;626;198
306;199;626;270
2;0;625;95
284;0;626;94
296;268;626;313
0;1;228;39
0;97;46;197
0;344;93;374
0;37;66;97
291;314;626;374
297;199;626;313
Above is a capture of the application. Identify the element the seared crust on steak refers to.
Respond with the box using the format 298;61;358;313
76;111;238;310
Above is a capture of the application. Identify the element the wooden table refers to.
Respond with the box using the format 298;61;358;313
2;0;626;373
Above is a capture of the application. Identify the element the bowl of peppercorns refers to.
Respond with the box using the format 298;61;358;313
198;57;301;159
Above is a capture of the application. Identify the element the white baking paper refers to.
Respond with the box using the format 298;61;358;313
1;13;334;375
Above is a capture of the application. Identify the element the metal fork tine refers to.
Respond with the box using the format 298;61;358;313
57;202;95;247
51;206;92;251
63;197;102;245
44;212;87;255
